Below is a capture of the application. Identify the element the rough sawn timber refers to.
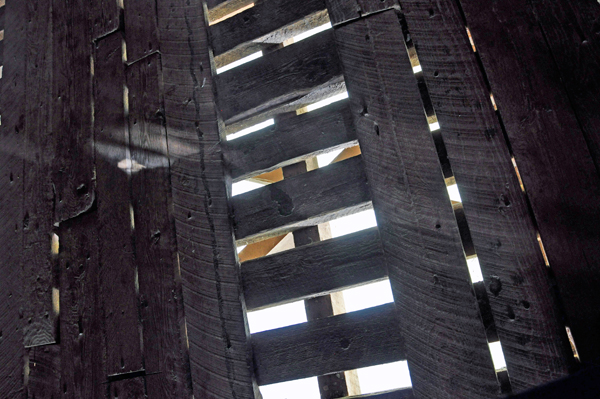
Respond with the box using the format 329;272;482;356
332;10;500;398
156;0;259;398
395;0;573;390
459;0;600;365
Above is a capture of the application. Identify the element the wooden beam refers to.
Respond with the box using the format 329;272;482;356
0;0;26;394
459;0;600;364
333;10;500;397
126;52;191;397
225;99;357;181
243;227;385;310
238;233;289;262
156;0;259;397
209;0;327;56
231;155;371;243
215;28;342;123
252;303;405;386
345;389;414;399
325;0;399;26
396;0;573;389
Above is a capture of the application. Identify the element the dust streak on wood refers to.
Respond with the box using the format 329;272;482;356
333;10;499;398
156;0;258;397
252;303;405;386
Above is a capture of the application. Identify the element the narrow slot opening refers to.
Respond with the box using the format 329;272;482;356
247;300;307;334
511;156;525;192
465;27;477;52
51;233;59;256
226;118;274;141
488;341;508;371
536;232;550;267
285;22;332;46
296;91;348;115
216;50;263;74
356;361;412;395
565;326;581;361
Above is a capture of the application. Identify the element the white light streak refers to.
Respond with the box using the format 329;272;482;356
216;51;263;74
227;118;274;141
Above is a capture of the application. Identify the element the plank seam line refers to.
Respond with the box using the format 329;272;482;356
332;5;401;29
126;49;161;67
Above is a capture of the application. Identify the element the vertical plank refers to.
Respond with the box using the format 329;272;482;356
156;1;259;398
22;0;58;348
333;10;500;398
0;0;26;396
59;212;106;398
91;0;121;40
26;345;61;398
109;377;146;399
127;53;192;398
93;31;144;376
459;0;600;364
530;0;600;172
123;0;159;63
51;0;96;223
325;0;399;26
395;0;572;390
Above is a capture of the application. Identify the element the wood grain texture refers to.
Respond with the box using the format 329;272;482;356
347;389;414;399
231;156;371;242
52;0;96;223
90;0;121;40
0;1;26;395
26;345;61;398
529;0;600;174
110;376;146;398
58;211;105;398
459;0;600;364
215;28;342;123
225;99;357;181
252;303;405;385
93;32;144;376
333;10;500;398
242;227;386;310
325;0;399;26
209;0;326;55
156;0;259;398
22;0;57;348
126;53;192;398
124;0;159;63
396;0;572;390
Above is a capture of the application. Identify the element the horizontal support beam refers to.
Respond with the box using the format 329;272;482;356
226;99;357;181
215;28;342;123
231;155;371;243
252;303;404;385
346;388;414;399
210;0;327;55
242;227;385;310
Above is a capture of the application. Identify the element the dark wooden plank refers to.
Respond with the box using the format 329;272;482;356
124;0;159;62
26;345;61;398
510;365;600;399
209;0;326;55
156;1;259;398
252;303;404;385
110;377;146;398
22;0;57;348
325;0;399;26
0;1;26;395
333;10;500;398
52;0;96;223
91;0;121;40
58;212;106;398
346;388;414;399
215;28;342;124
459;0;600;364
93;32;144;376
529;0;600;181
226;99;357;181
243;227;385;310
231;155;371;242
396;0;573;390
126;52;192;398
